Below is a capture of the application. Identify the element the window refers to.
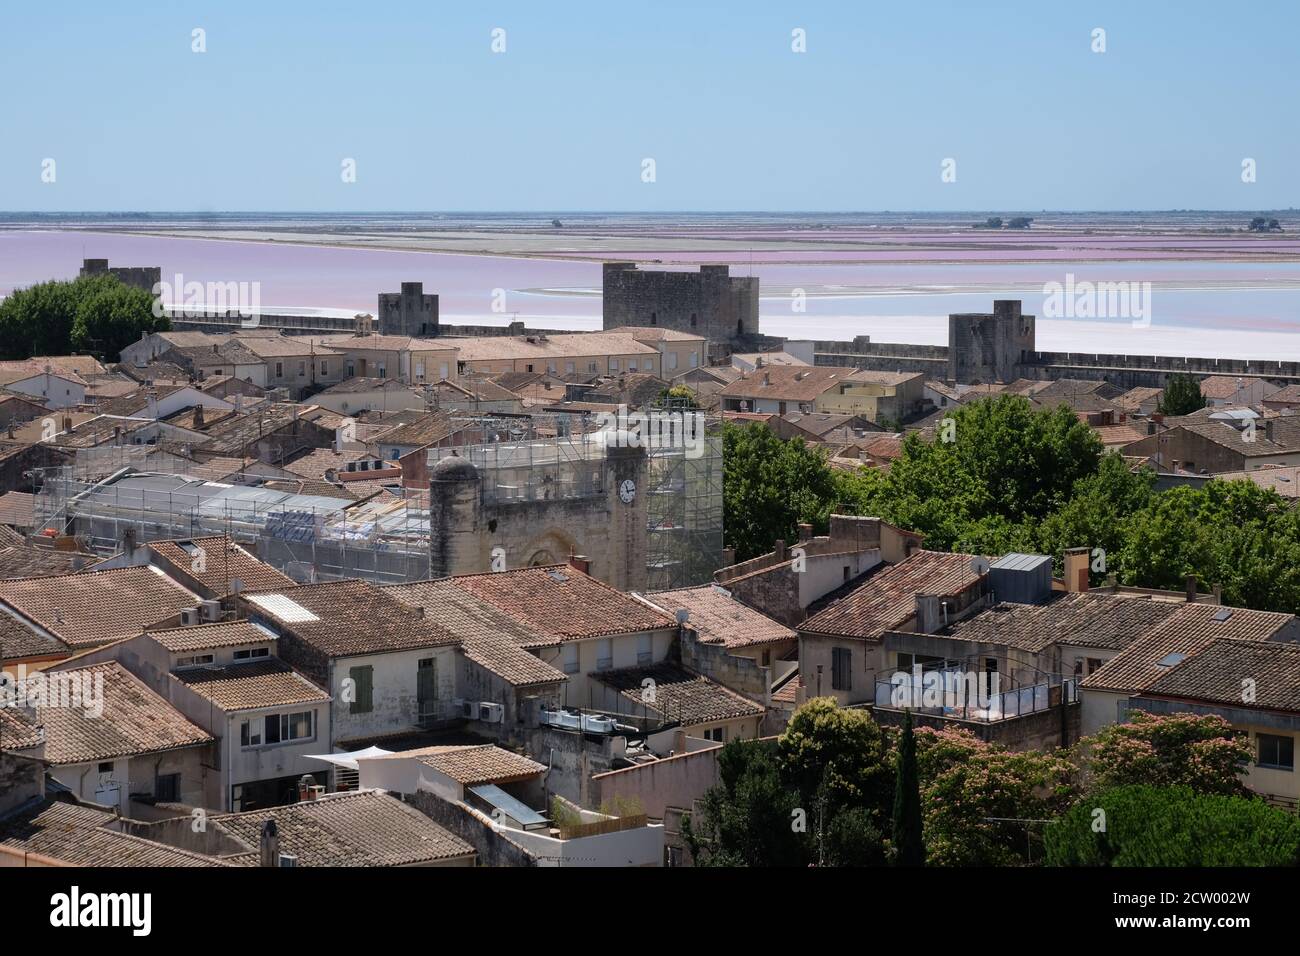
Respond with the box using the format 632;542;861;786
346;362;355;378
588;362;598;373
610;359;620;372
596;638;613;671
843;565;851;581
233;647;270;660
566;362;575;374
439;364;449;380
650;312;657;325
761;650;771;667
831;647;852;692
562;644;579;675
377;364;386;379
637;633;653;665
175;654;214;668
275;362;283;378
1258;733;1295;770
628;361;637;372
415;362;426;381
240;720;262;746
349;665;374;714
690;352;698;369
98;761;114;774
321;361;328;376
526;364;535;373
156;773;180;802
690;313;697;327
667;352;678;370
281;711;313;741
1087;658;1104;674
705;727;724;742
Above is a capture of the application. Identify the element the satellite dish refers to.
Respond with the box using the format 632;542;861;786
970;557;991;575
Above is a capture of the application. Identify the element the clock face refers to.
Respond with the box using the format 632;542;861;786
619;479;636;503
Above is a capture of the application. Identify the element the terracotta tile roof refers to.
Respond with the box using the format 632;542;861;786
942;592;1181;654
0;611;67;660
212;790;474;866
0;800;227;867
451;331;659;364
801;550;985;640
1263;384;1300;405
0;566;199;648
645;584;797;649
282;447;363;479
385;579;567;685
0;492;36;529
0;359;88;387
238;336;342;358
1082;603;1293;693
1201;375;1266;400
771;676;801;706
147;536;296;595
447;565;676;642
719;365;854;403
1214;465;1300;498
1136;637;1300;714
35;662;213;764
172;658;330;711
370;412;456;448
403;744;547;785
1113;386;1163;411
97;383;187;417
592;663;765;724
0;707;43;749
0;542;100;579
1094;423;1146;447
146;620;277;653
242;579;459;657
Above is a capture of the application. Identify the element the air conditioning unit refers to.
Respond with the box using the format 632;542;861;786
180;607;200;627
200;599;222;622
478;702;505;723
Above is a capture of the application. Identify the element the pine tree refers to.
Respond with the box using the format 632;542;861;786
892;710;925;866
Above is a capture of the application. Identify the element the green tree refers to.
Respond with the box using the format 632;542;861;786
0;274;165;361
1045;785;1300;866
1079;711;1252;797
722;422;839;560
1158;372;1206;416
778;697;893;820
891;711;925;865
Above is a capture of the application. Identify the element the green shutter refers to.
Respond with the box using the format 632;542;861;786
349;665;374;714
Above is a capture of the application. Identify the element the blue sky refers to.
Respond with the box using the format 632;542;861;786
1;0;1295;211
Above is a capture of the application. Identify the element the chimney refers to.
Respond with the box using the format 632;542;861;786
1212;583;1223;604
763;371;771;386
568;554;591;574
1063;547;1090;592
123;527;137;557
914;594;941;634
1185;575;1198;602
1264;419;1275;442
773;539;787;563
259;820;279;867
797;522;813;543
194;404;204;428
1171;459;1180;473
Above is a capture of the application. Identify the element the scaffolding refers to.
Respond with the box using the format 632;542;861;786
31;453;431;585
439;411;725;590
645;431;724;590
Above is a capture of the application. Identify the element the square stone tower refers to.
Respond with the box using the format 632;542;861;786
378;282;439;337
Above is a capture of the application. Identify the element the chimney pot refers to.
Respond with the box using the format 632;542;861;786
1185;575;1198;602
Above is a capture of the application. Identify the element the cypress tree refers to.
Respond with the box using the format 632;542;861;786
892;710;925;866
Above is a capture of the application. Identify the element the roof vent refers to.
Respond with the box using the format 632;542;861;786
1156;652;1187;668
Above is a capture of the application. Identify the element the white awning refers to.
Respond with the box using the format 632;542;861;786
302;746;393;770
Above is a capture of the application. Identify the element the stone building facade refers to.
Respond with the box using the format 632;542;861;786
602;262;759;360
427;444;650;591
378;282;439;337
947;299;1037;384
79;258;162;293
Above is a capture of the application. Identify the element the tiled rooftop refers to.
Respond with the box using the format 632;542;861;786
1139;637;1300;713
171;657;330;711
36;662;213;764
942;591;1182;653
646;584;797;649
0;800;226;867
0;566;200;648
147;536;297;595
1082;603;1293;693
398;744;547;785
800;550;984;640
243;579;460;656
591;662;765;724
447;565;676;642
212;790;474;866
